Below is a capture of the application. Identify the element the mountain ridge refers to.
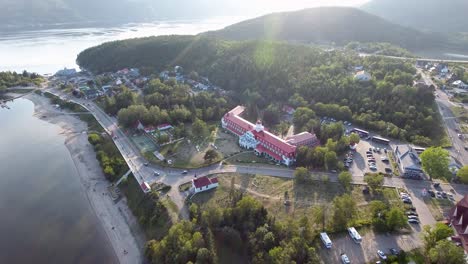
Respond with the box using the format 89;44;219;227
202;7;443;51
361;0;468;33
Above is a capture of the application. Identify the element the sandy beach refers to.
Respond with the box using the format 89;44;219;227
25;93;145;264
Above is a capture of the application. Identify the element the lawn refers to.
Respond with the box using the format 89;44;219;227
191;173;401;229
145;129;243;169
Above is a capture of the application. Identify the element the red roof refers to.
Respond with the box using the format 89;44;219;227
192;176;217;189
140;182;151;192
448;195;468;252
223;106;298;155
286;132;318;146
252;129;296;154
255;145;283;161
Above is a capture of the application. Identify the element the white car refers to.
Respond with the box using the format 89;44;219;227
377;250;387;260
341;254;351;264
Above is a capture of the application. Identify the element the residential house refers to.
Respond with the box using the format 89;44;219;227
282;105;296;115
394;144;424;179
453;80;468;89
141;182;152;193
448;195;468;252
413;79;434;90
157;124;173;131
354;71;371;82
192;176;218;193
55;68;77;77
354;65;364;71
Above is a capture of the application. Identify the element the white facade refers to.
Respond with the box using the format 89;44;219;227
192;182;218;193
239;131;258;149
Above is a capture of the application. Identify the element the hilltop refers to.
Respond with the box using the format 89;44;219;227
362;0;468;33
203;7;441;51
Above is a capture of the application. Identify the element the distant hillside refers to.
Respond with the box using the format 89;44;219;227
362;0;468;33
203;7;441;51
0;0;259;30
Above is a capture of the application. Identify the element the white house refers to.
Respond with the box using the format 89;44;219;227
192;176;218;193
354;70;371;82
453;80;468;89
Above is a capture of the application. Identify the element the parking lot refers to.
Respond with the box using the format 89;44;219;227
319;228;422;264
347;137;393;176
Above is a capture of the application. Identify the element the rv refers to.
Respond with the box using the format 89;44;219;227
348;227;362;243
320;232;332;249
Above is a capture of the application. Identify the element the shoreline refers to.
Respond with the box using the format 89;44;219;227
25;93;145;264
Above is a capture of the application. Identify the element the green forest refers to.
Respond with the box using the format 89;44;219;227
78;36;445;146
0;71;43;92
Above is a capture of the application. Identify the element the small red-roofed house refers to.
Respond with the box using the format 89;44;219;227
141;182;151;193
192;176;219;193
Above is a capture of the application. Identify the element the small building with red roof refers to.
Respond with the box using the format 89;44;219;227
141;182;152;193
192;176;219;193
222;106;318;166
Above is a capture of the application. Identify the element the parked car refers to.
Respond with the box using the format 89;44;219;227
377;250;387;260
433;183;440;188
407;211;419;217
436;192;443;199
385;168;392;173
143;163;149;166
408;218;420;224
182;170;188;174
407;215;419;220
408;207;417;212
389;248;399;255
154;171;160;176
442;192;448;199
340;254;351;264
402;199;412;204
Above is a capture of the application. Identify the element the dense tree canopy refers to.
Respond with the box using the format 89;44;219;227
420;147;451;180
0;71;43;92
78;35;445;145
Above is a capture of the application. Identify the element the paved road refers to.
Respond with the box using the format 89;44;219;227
418;69;468;165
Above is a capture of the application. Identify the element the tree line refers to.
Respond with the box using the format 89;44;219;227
0;71;43;92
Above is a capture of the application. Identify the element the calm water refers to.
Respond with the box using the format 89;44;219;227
0;18;243;74
0;98;115;263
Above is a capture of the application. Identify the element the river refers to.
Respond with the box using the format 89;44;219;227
0;98;116;263
0;18;243;74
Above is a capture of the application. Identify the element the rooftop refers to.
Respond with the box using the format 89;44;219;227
192;176;218;189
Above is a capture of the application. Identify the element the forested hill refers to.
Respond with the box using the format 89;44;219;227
203;7;440;51
362;0;468;33
77;35;445;146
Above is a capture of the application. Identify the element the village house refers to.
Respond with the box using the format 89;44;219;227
192;176;218;193
393;144;424;179
282;105;296;115
354;70;371;82
221;106;318;166
453;80;468;89
448;195;468;252
55;67;77;77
